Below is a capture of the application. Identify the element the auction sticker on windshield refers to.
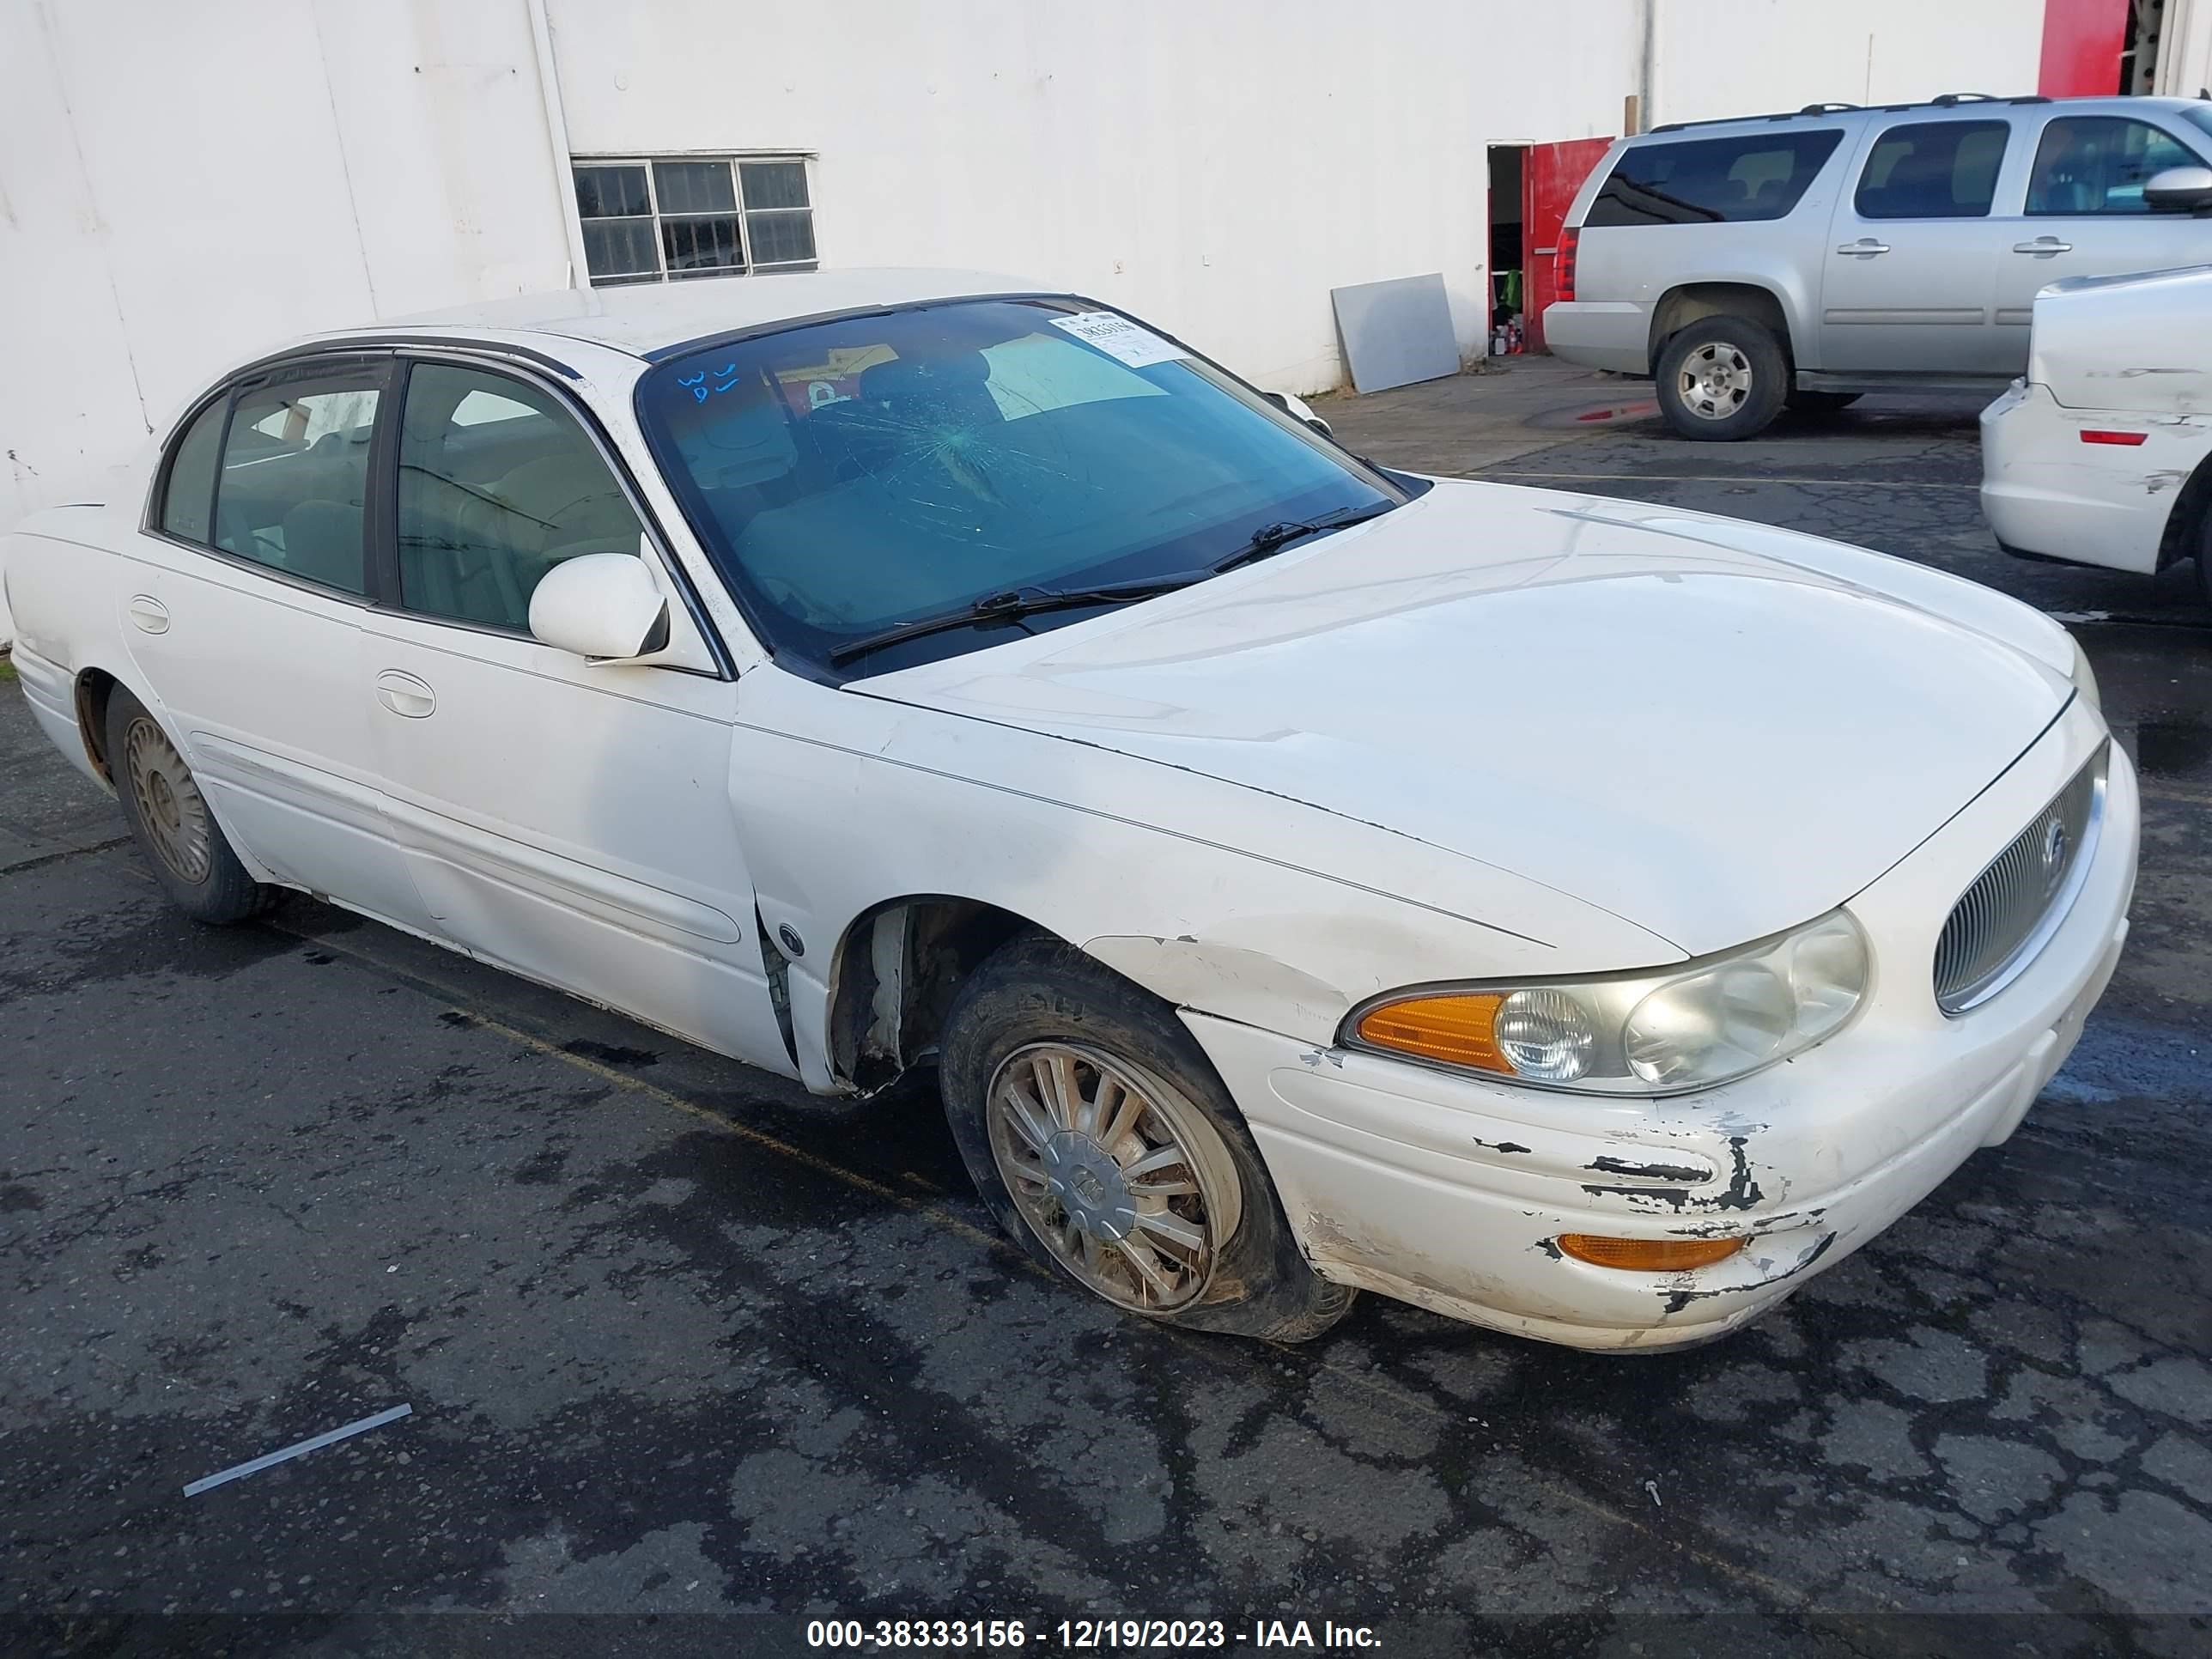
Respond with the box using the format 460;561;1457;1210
1049;310;1188;367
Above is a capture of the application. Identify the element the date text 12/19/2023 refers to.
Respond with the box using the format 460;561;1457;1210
805;1618;1383;1650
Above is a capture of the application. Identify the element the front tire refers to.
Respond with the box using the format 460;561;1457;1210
1656;316;1789;441
105;688;276;925
939;934;1354;1342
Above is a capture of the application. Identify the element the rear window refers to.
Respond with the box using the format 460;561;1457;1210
1584;129;1844;227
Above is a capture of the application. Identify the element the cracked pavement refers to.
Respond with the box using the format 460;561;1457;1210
5;364;2211;1657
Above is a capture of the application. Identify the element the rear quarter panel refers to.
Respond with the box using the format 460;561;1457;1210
5;503;160;786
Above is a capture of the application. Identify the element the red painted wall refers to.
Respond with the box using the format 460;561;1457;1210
2038;0;2130;97
1521;137;1615;350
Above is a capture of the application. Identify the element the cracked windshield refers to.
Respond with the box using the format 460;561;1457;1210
642;297;1404;670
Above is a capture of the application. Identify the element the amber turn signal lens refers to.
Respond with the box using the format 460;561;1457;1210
1557;1234;1747;1271
1354;994;1510;1072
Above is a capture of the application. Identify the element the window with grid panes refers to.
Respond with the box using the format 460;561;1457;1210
571;158;817;285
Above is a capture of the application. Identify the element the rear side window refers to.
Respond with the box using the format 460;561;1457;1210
1584;130;1844;226
1854;120;2008;220
2027;117;2205;215
156;401;225;544
211;374;382;595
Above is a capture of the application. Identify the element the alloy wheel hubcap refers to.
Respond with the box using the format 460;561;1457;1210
1679;343;1752;419
985;1041;1224;1312
123;716;213;884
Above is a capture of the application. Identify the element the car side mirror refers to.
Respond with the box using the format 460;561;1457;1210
528;554;670;661
1262;389;1334;438
2144;165;2212;213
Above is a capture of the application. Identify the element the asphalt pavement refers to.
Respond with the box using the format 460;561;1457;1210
5;362;2210;1659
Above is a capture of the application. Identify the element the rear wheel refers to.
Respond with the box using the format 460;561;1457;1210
1787;389;1862;415
105;688;276;925
939;933;1355;1341
1655;316;1789;441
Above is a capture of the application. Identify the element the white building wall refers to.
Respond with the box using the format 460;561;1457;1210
2155;0;2212;95
1650;0;2046;125
544;0;1644;396
0;0;570;538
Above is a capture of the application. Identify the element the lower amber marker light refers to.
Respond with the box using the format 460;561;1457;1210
1557;1234;1747;1271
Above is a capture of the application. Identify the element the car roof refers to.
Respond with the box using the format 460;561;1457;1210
1641;93;2211;138
311;266;1054;358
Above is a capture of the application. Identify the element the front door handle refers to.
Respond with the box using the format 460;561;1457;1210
127;596;170;635
2012;237;2074;255
374;670;436;719
1836;239;1892;257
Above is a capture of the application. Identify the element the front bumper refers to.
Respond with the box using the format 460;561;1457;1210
1979;380;2203;576
1185;701;2136;1351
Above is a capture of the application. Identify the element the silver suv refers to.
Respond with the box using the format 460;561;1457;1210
1544;93;2212;440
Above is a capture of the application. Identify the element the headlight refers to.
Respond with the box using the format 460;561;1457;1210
1346;911;1869;1096
2069;636;2100;714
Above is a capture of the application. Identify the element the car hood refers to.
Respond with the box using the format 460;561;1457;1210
856;480;2071;954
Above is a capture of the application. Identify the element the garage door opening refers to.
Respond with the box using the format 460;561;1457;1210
1486;144;1525;355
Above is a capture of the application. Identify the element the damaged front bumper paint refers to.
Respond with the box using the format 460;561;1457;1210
1181;707;2138;1352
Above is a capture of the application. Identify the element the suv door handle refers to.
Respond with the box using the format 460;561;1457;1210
1836;239;1891;257
2012;237;2074;255
374;670;436;719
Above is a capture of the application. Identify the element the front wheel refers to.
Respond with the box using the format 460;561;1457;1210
1655;316;1789;441
105;687;276;925
939;934;1354;1341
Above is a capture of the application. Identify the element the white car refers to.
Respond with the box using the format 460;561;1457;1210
1982;263;2212;603
4;270;2136;1352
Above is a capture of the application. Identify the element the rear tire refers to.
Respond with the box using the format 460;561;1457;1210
1656;316;1789;441
105;688;276;926
939;933;1355;1342
1787;389;1862;415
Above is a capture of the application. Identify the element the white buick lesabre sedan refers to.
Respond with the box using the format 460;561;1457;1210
5;270;2136;1351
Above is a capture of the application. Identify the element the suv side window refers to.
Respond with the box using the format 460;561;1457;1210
155;399;226;544
1854;120;2009;220
395;363;647;632
2027;117;2204;215
211;370;383;595
1584;130;1844;226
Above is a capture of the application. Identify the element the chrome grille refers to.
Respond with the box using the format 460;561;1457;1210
1932;744;2106;1015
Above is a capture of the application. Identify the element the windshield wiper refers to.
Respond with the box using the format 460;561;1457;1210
1211;503;1395;574
828;576;1197;666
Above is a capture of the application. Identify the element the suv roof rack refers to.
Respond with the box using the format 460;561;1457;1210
1649;89;2059;134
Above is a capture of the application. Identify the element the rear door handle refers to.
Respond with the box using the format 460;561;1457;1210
1836;240;1891;257
127;596;170;635
2012;237;2074;255
374;670;436;719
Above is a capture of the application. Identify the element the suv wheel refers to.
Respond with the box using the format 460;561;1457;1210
1656;316;1789;441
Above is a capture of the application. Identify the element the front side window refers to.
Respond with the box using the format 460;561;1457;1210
210;373;381;594
395;364;647;632
2027;117;2207;215
156;400;225;544
573;156;817;286
1585;130;1844;227
639;298;1409;675
1855;120;2009;220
